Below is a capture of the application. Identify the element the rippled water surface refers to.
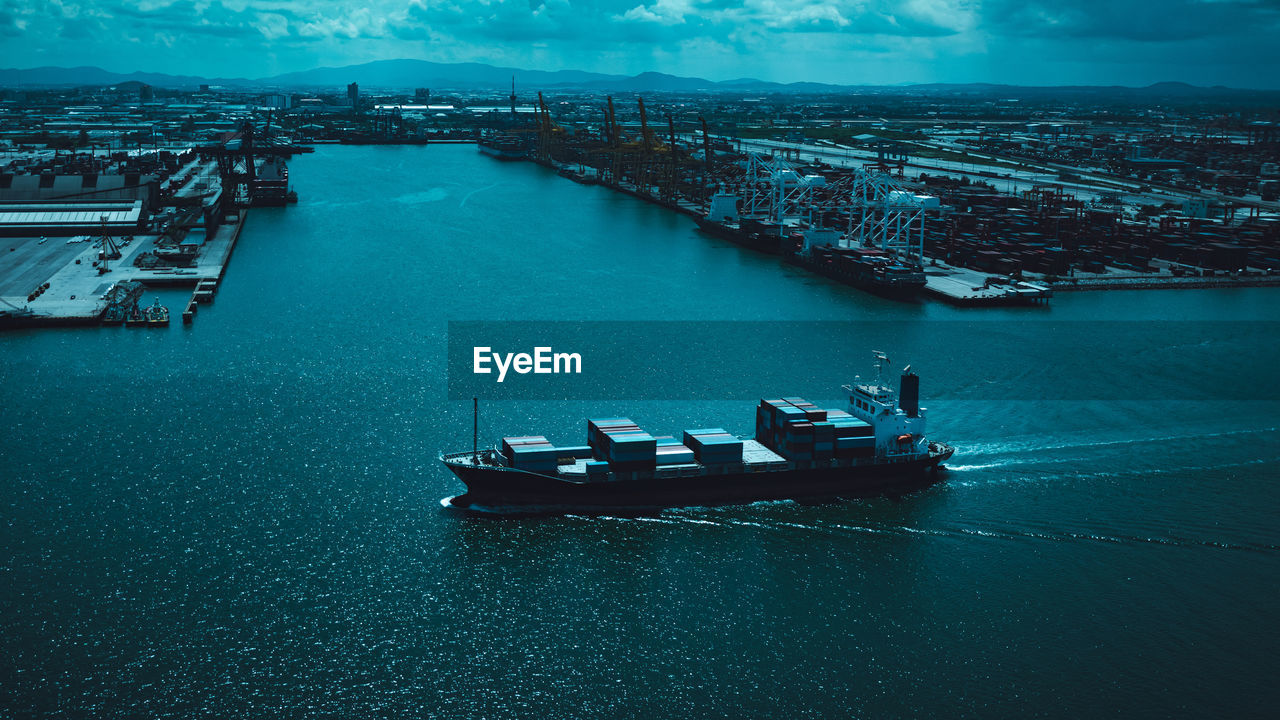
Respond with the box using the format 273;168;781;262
2;146;1278;718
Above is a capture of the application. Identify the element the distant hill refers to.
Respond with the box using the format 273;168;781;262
578;71;718;92
261;59;627;89
0;61;1274;97
0;65;247;88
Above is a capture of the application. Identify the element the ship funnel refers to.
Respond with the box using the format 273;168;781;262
899;371;919;418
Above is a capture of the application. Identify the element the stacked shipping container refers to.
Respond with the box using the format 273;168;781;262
501;435;559;473
503;436;594;472
681;429;744;464
920;180;1280;278
654;436;697;465
756;398;874;461
588;417;657;471
502;410;810;476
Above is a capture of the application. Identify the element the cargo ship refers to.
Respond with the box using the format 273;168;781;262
694;190;787;254
441;355;953;513
790;227;927;299
695;216;791;254
249;156;291;207
477;132;529;161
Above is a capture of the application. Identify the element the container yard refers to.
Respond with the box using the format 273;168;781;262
459;88;1280;305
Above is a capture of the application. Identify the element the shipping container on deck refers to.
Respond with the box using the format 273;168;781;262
754;395;878;460
588;418;639;451
555;445;594;464
502;435;550;462
600;427;658;471
655;445;696;465
683;428;744;464
509;441;559;472
829;417;873;438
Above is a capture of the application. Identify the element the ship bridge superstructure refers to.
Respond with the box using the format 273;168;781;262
847;352;929;460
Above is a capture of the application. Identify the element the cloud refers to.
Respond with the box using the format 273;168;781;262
985;0;1280;42
619;0;691;25
89;1;393;42
0;1;967;52
1;0;1277;87
726;0;972;36
0;0;32;36
390;0;970;45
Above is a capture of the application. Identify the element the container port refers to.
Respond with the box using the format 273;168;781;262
3;77;1278;325
8;0;1280;708
4;12;1280;713
459;86;1279;304
0;114;301;328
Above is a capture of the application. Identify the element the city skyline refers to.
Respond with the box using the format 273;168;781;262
2;0;1279;89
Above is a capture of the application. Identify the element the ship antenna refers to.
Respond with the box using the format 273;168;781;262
473;397;479;462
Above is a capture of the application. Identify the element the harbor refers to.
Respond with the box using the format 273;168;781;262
8;128;1277;323
3;142;1277;719
2;39;1279;717
495;161;1058;306
4;78;1280;327
464;95;1278;306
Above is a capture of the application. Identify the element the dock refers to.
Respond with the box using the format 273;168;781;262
541;162;1052;306
922;262;1052;306
0;215;245;328
1048;271;1280;291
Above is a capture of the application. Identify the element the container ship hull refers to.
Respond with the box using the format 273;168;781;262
788;252;926;300
249;157;291;206
695;217;783;255
444;444;952;513
478;141;528;161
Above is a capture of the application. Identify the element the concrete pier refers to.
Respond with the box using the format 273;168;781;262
0;215;245;328
922;262;1052;306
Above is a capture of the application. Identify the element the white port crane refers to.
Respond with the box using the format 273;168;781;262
813;169;938;262
735;151;939;261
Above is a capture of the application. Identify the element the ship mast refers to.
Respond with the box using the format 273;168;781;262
872;350;893;394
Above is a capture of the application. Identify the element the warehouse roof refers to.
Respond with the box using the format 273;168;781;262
0;200;143;228
0;173;157;202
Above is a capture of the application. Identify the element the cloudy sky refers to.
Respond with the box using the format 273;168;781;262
3;0;1279;87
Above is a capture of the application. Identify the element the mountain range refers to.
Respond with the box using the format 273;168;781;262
0;60;1271;97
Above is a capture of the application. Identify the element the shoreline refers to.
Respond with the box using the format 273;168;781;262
1050;275;1280;291
532;159;1274;300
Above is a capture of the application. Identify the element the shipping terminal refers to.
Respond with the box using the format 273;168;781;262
442;355;953;513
